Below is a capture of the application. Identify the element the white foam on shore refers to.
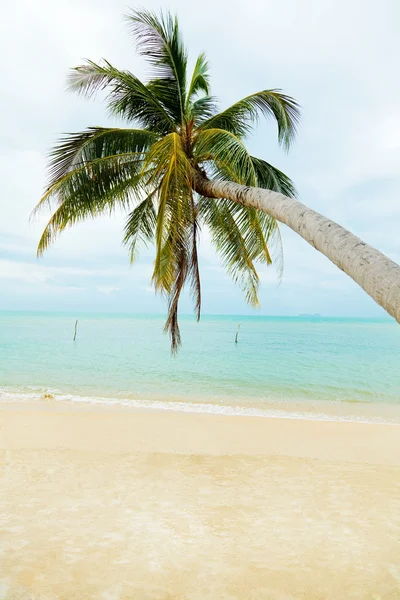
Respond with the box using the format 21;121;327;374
0;387;399;425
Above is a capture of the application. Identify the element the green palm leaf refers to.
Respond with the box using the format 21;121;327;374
44;127;156;191
187;53;211;103
68;60;176;134
199;90;300;149
123;189;158;262
142;133;193;293
251;156;297;197
190;95;217;123
188;205;201;321
194;128;257;185
35;154;147;255
199;197;260;306
126;9;187;124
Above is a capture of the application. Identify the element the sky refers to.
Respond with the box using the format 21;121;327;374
1;0;399;317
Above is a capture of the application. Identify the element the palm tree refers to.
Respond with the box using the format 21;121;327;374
34;9;400;351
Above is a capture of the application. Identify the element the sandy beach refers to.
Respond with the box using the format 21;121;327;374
1;402;400;599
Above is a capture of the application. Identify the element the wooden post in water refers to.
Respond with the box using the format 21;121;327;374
235;324;241;344
73;319;78;342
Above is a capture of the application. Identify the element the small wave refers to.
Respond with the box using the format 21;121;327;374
0;387;399;425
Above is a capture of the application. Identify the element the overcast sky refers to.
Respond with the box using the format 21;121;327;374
1;0;399;317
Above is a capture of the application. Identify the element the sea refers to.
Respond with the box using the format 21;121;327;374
1;311;399;423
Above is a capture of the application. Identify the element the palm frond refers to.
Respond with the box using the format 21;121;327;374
35;153;146;255
44;127;156;192
190;95;217;124
68;60;176;134
187;52;211;102
141;132;195;352
194;128;257;185
223;201;283;277
225;202;274;263
199;90;300;149
258;210;284;279
188;196;201;320
126;8;187;124
123;188;158;262
199;196;260;306
163;204;200;353
142;133;192;293
163;239;188;353
251;155;297;197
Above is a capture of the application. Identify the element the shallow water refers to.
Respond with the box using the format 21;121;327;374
1;312;399;421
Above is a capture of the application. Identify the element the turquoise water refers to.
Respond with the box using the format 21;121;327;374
1;312;399;420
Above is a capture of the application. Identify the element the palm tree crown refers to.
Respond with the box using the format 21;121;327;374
34;8;300;351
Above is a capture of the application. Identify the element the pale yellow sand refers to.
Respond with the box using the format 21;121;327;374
1;402;400;599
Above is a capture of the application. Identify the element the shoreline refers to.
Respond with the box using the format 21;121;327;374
1;401;400;598
2;389;400;425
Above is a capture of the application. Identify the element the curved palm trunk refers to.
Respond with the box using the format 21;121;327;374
195;175;400;323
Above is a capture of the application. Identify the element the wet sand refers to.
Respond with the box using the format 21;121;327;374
1;401;400;599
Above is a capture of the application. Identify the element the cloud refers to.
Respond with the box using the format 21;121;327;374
0;258;152;288
97;286;120;295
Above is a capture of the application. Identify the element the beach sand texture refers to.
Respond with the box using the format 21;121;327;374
1;403;400;599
